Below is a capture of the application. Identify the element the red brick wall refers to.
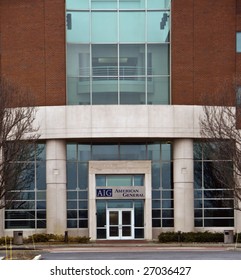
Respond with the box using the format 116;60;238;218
0;0;66;106
172;0;236;106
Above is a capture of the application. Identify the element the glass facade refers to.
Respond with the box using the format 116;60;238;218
66;142;173;229
5;144;46;229
194;142;234;227
66;0;170;105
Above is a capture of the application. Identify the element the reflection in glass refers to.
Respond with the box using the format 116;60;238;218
122;211;131;225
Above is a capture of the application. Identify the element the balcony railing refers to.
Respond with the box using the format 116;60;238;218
79;66;152;78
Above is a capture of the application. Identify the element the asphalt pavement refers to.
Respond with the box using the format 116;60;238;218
1;242;241;260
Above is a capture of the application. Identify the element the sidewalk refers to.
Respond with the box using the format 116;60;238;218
1;240;241;251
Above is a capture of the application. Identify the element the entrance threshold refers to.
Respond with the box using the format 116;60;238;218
95;240;148;245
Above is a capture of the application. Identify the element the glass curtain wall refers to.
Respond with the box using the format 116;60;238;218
66;0;170;105
194;142;234;227
5;144;46;229
66;142;173;229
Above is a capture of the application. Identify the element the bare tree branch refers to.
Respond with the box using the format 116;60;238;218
200;101;241;211
0;78;39;209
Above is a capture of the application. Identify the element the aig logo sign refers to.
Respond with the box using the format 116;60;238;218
96;189;113;197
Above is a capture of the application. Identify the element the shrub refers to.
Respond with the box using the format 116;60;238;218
0;236;12;245
24;233;90;244
158;231;225;243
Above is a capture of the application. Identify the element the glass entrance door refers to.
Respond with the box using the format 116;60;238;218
107;209;134;239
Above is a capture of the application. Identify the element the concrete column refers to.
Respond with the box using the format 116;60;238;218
144;169;152;240
173;139;194;232
46;140;67;234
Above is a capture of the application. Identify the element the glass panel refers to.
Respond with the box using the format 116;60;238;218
162;209;173;218
91;0;117;9
67;220;77;228
109;211;118;225
78;144;91;161
37;211;46;219
109;226;119;236
92;12;117;43
97;201;106;227
161;143;171;161
152;200;161;208
122;211;131;225
67;144;77;161
37;201;46;210
162;190;173;199
37;191;46;200
79;191;88;199
67;191;77;199
119;44;145;75
19;192;35;200
78;163;88;189
134;175;144;186
92;44;118;104
79;210;88;219
120;144;146;160
119;0;145;9
96;175;106;186
97;229;106;239
79;200;88;209
120;78;145;104
194;162;202;189
72;44;91;78
152;190;161;199
194;142;202;160
135;228;144;238
34;220;43;230
107;200;133;208
5;220;35;229
152;209;161;218
67;44;91;105
147;44;169;75
147;144;160;160
79;220;88;228
92;144;119;160
36;162;46;190
67;162;77;189
204;209;234;218
119;12;145;43
204;199;234;208
92;88;118;104
147;76;169;105
107;175;132;186
162;219;174;227
134;200;144;227
162;162;172;189
67;210;77;219
67;201;77;209
67;77;90;105
5;211;35;219
67;0;89;9
237;32;241;53
147;0;171;9
162;200;173;208
36;144;46;161
147;11;170;43
67;12;90;43
122;226;131;236
195;219;203;227
152;219;161;227
152;162;160;189
204;219;234;227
